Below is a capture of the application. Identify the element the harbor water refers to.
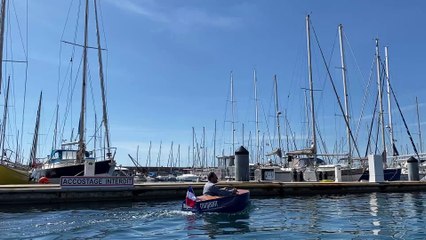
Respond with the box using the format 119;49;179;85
1;192;425;239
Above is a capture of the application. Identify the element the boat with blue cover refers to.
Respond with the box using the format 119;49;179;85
182;189;250;213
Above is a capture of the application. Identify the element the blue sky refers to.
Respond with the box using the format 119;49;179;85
4;0;426;167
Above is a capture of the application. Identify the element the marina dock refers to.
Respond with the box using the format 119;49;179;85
1;181;426;205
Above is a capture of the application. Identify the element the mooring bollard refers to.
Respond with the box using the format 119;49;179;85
335;165;342;182
235;146;249;181
368;155;384;182
407;156;420;181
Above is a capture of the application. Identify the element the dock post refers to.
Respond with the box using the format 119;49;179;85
84;158;96;176
235;146;249;181
407;156;420;181
368;155;384;182
335;165;342;182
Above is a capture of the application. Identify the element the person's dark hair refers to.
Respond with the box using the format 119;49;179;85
207;172;216;181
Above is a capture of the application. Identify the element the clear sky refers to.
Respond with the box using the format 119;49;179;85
3;0;426;167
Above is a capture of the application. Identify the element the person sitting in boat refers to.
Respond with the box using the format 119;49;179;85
203;172;237;196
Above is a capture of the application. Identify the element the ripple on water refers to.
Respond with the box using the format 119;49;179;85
0;193;425;239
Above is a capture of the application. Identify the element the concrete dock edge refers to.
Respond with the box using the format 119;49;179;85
1;181;426;205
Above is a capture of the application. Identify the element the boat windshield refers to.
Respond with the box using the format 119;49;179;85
63;151;77;160
51;150;77;160
295;158;326;168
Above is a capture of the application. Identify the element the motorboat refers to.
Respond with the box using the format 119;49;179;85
182;189;250;213
176;173;199;182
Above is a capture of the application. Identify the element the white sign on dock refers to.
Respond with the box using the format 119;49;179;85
60;176;134;188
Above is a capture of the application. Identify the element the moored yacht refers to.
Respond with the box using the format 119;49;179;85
31;147;115;183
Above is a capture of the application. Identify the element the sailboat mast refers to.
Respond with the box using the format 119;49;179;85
384;46;395;156
262;133;265;163
306;15;317;156
0;77;10;163
231;71;235;153
254;69;260;163
136;145;139;165
241;123;244;147
94;114;97;158
274;75;282;164
192;127;195;167
157;141;162;167
177;144;181;167
375;39;387;164
77;0;89;162
187;145;191;167
0;0;6;94
338;24;352;163
146;141;152;167
416;97;423;153
168;141;174;170
52;104;59;150
213;119;216;167
202;127;206;167
29;92;42;167
285;111;290;152
94;0;111;157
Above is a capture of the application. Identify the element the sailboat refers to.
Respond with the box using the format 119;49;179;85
31;0;116;183
0;165;29;184
0;79;30;184
216;71;238;180
299;24;400;182
358;43;401;181
283;17;370;182
0;0;31;184
311;23;365;182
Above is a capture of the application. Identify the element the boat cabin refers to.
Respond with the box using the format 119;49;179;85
49;149;93;164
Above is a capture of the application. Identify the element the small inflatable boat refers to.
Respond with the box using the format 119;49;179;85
182;188;250;213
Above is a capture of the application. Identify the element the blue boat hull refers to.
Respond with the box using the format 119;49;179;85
182;189;250;213
358;168;401;181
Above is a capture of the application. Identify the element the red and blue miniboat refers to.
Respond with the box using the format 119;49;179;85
182;189;250;213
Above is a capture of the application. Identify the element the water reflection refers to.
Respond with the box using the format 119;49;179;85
402;192;425;217
203;211;250;237
369;193;381;235
0;200;135;213
369;192;378;217
185;208;251;238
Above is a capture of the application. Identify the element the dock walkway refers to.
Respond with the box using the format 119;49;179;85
1;181;426;205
